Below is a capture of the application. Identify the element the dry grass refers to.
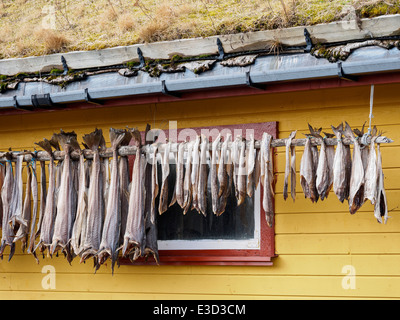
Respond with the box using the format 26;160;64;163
0;0;399;59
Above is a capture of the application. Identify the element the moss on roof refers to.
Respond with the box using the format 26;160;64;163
0;0;399;59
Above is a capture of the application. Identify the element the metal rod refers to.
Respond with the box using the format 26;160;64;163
0;135;393;163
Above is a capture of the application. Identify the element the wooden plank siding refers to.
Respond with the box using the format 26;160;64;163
0;83;399;299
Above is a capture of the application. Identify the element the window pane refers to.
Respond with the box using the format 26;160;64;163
157;163;255;241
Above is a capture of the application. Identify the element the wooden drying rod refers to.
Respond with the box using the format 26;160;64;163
0;135;393;162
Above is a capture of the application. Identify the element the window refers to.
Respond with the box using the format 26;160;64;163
122;122;277;266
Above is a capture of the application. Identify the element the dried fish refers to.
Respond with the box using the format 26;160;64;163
122;148;147;262
310;128;331;201
261;133;274;227
232;136;241;200
323;132;335;199
247;134;256;198
183;141;193;214
331;124;351;203
191;136;201;212
143;140;159;264
237;138;247;206
344;122;364;214
50;130;80;262
159;142;171;215
119;128;134;245
300;136;318;203
215;134;233;216
0;163;5;227
80;129;106;264
198;135;209;216
218;134;231;199
150;145;159;223
353;123;369;171
211;134;222;215
364;129;378;204
33;161;47;244
70;147;89;257
0;154;15;261
174;142;185;209
34;139;57;256
8;155;26;233
283;131;297;201
97;128;126;273
374;142;388;224
27;158;39;262
14;163;32;252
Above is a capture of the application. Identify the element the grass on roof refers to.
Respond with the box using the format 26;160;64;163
0;0;399;59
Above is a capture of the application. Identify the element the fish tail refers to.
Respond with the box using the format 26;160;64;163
82;128;104;151
8;243;15;262
343;122;355;140
331;123;343;139
35;139;53;155
109;128;127;150
56;130;80;151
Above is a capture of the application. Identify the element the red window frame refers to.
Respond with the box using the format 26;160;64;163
120;122;277;266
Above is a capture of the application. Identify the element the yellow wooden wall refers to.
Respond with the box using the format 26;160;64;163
0;83;399;299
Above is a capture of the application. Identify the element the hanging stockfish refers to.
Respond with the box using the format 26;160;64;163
80;129;106;264
0;163;5;227
191;136;201;212
300;135;318;203
118;128;135;244
150;145;159;223
70;144;89;257
353;123;369;171
97;128;126;273
374;141;389;224
27;157;39;262
34;139;57;256
0;154;15;261
246;134;256;198
143;126;160;264
8;155;25;234
215;134;233;216
122;148;147;262
261;133;274;227
331;124;351;203
173;142;186;209
283;131;297;201
29;160;47;260
211;134;222;215
159;142;171;215
50;130;80;262
218;134;231;200
14;162;32;252
237;137;247;206
310;128;331;201
232;136;241;201
182;141;194;214
323;132;335;198
344;122;365;214
198;135;209;216
364;128;378;204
